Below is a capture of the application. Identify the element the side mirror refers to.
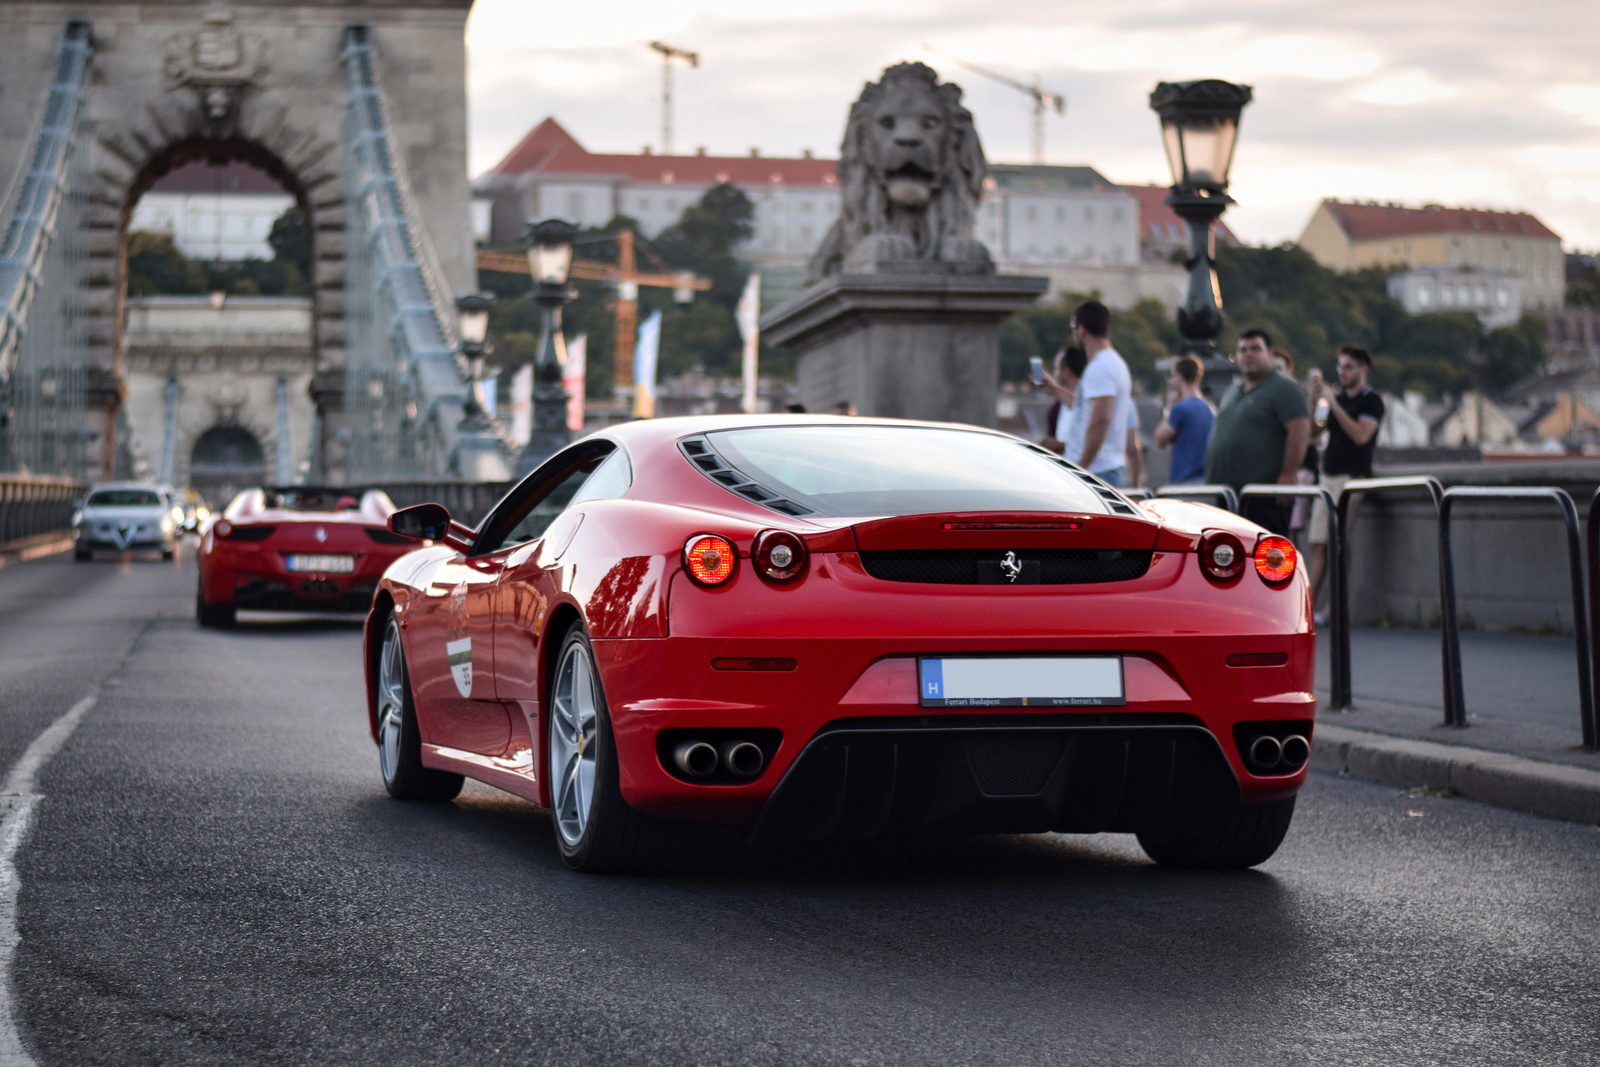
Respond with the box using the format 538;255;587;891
390;503;453;542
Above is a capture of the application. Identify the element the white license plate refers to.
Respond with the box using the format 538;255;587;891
286;554;355;574
918;656;1124;707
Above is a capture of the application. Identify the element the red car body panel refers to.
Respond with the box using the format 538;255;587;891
199;489;414;615
364;415;1316;832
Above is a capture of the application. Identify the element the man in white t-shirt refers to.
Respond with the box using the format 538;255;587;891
1067;300;1133;487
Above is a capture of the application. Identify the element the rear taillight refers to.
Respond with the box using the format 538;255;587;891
752;530;806;581
1199;530;1246;581
683;534;737;586
213;519;232;538
1254;536;1297;584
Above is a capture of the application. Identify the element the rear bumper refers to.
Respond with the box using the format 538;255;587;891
752;715;1239;841
227;578;377;614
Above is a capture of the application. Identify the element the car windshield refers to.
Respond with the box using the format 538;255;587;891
86;489;162;507
263;488;362;512
703;425;1111;517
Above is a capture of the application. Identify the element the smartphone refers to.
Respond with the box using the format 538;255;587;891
1029;356;1046;384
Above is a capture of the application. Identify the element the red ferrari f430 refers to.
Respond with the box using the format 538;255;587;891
364;417;1314;872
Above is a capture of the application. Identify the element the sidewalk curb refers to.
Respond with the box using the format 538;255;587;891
1313;723;1600;826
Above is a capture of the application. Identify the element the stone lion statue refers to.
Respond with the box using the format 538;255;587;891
807;62;992;282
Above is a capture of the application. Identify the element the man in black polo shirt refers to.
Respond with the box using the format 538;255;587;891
1307;345;1385;610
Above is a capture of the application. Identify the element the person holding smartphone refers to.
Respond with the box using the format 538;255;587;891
1038;347;1087;456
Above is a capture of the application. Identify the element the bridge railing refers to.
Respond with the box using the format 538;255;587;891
0;20;94;481
0;475;83;553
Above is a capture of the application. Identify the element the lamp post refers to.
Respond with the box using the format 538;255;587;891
450;290;508;480
1149;79;1252;390
517;219;578;475
455;291;496;410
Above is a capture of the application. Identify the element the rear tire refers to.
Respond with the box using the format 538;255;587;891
74;548;90;562
196;586;236;628
548;624;681;873
162;547;175;561
375;615;463;802
1136;796;1296;870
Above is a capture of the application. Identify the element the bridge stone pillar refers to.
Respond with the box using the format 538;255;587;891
0;1;476;484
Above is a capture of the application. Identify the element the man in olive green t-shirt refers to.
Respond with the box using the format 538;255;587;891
1203;329;1310;536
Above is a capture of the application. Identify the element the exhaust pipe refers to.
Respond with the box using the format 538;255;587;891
672;740;718;777
1279;734;1310;769
1245;734;1283;772
720;740;765;778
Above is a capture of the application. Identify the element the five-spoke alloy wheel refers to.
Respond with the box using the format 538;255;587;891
375;614;463;801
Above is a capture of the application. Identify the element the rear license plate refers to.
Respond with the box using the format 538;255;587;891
286;554;355;574
918;656;1124;707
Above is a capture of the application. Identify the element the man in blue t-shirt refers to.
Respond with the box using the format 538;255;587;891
1154;356;1213;483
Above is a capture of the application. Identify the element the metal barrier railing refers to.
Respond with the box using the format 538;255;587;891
1121;488;1152;501
370;480;512;528
1586;489;1600;749
1238;483;1343;703
1331;477;1444;712
1439;486;1595;747
1153;483;1239;513
0;475;83;551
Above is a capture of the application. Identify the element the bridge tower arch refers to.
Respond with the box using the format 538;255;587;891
0;1;477;483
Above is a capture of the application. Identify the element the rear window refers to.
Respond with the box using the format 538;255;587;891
263;489;362;512
702;425;1111;518
86;489;161;507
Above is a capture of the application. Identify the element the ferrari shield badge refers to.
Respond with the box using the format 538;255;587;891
446;582;472;697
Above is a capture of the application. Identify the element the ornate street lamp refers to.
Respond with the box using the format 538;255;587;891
1149;79;1252;386
517;219;578;475
455;290;496;409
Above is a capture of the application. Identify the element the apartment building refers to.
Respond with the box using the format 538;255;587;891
1299;199;1564;310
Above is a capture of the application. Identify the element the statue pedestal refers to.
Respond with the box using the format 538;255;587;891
760;270;1048;427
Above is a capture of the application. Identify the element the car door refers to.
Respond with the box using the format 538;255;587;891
407;551;508;755
476;443;629;703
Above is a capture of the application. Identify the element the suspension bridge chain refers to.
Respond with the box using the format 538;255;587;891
341;24;509;482
0;21;94;481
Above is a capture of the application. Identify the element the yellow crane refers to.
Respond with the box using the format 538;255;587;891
923;44;1065;164
647;40;699;157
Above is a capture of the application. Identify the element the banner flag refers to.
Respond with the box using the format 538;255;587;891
563;334;587;432
736;272;761;414
509;363;533;446
633;309;662;419
477;374;498;419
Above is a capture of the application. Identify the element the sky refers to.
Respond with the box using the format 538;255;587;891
464;0;1600;249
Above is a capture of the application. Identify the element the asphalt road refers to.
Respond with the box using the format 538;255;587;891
3;548;1599;1066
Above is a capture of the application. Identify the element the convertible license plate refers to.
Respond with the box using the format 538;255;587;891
286;554;355;573
918;656;1124;707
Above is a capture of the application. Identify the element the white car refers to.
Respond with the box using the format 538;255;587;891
73;483;180;560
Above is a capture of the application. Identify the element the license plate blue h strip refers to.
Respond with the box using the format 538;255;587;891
921;658;944;702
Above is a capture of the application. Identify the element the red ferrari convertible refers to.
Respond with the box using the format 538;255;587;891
198;486;412;627
365;416;1314;872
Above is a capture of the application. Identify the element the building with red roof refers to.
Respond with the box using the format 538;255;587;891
476;118;1190;309
1299;199;1564;311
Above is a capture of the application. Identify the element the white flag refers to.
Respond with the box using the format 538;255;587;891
634;310;662;419
509;363;533;446
477;374;498;419
563;334;587;433
736;272;761;414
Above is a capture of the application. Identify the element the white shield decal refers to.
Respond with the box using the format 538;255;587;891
447;637;473;697
446;583;472;697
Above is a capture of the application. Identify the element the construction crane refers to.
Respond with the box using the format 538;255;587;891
923;44;1064;164
647;40;698;157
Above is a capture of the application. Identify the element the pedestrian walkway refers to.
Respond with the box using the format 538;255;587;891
1315;626;1600;771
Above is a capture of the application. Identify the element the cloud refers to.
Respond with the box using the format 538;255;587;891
1349;71;1461;107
